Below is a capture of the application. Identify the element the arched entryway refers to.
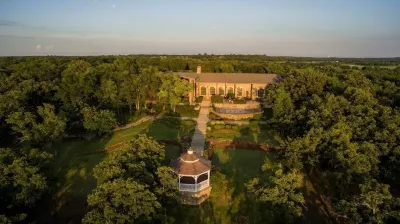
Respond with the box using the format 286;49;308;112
201;86;207;96
210;86;216;95
219;87;224;95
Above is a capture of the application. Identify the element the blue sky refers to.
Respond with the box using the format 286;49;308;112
0;0;399;57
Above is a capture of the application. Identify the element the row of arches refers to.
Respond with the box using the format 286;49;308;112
200;86;264;98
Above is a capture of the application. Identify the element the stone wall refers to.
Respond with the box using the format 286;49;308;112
214;102;261;109
213;102;262;115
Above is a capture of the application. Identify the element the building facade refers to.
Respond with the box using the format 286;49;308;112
177;66;280;102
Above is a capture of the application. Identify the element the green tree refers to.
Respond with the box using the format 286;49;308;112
84;135;179;223
335;179;394;223
157;73;192;112
82;179;161;224
247;163;304;222
0;148;52;222
82;107;117;135
121;67;160;112
57;60;96;109
6;104;66;145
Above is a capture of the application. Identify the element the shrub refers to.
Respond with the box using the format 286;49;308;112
165;110;180;117
216;120;225;125
226;93;235;99
210;121;217;126
234;99;246;104
232;125;240;130
195;96;203;103
214;124;225;130
151;103;164;114
206;127;212;132
211;95;224;104
174;105;198;117
225;124;231;129
208;112;223;120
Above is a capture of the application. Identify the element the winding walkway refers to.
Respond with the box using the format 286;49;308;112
191;100;210;156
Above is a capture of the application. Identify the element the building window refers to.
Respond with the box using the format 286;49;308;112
219;87;225;95
201;86;207;95
237;87;243;97
228;87;234;94
252;89;257;96
210;86;216;95
257;88;264;98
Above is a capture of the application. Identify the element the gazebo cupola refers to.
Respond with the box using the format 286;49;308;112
172;148;211;205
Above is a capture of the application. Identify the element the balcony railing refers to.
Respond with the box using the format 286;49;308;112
178;180;210;192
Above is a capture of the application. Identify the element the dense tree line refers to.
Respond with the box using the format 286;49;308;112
255;65;400;223
0;55;399;223
0;56;197;146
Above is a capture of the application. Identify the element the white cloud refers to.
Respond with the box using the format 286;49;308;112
36;44;41;49
112;4;116;8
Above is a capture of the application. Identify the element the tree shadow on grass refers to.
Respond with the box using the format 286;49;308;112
211;147;269;223
32;134;113;224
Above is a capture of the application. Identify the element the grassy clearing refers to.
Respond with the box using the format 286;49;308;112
36;119;195;224
208;122;281;146
170;148;275;224
146;118;196;140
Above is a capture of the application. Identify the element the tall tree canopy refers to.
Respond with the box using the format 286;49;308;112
0;148;53;223
83;135;179;223
157;73;193;112
264;67;400;223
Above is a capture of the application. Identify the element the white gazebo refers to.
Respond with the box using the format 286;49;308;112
172;148;211;204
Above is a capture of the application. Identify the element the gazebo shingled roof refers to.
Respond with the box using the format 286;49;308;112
172;149;211;176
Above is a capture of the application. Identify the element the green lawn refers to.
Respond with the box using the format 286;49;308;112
146;119;196;141
170;148;276;224
208;122;281;146
175;105;200;117
35;119;195;224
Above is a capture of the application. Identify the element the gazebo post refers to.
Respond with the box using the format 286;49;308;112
178;175;181;191
195;175;198;192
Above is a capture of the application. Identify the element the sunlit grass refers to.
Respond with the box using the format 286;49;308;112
39;119;195;223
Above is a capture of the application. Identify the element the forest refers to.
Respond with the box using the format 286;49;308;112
0;55;399;223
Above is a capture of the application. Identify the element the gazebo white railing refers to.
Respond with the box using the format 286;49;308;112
178;170;210;192
178;179;210;192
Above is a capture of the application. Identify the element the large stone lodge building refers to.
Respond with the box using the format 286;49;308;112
177;66;280;103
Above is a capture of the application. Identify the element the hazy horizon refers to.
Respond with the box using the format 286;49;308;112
1;0;399;57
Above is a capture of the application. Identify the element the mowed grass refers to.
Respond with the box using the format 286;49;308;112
37;119;195;224
170;148;276;224
208;122;281;146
